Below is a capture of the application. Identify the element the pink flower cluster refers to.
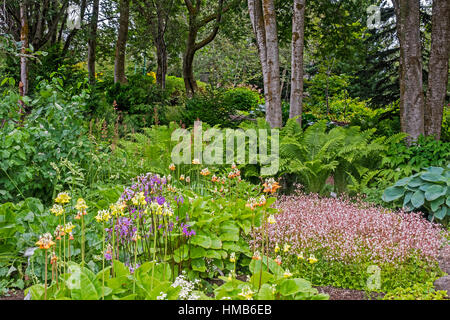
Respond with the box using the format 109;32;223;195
253;192;447;266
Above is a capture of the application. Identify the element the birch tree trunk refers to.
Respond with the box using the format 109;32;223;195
88;0;100;85
289;0;306;125
393;0;425;144
114;0;130;84
248;0;270;111
424;0;450;140
262;0;282;128
20;0;29;96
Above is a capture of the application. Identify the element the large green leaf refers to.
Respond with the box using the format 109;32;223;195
424;185;447;201
410;190;425;208
279;278;312;296
190;234;212;248
434;206;448;220
256;283;275;300
191;258;206;272
421;172;445;183
382;186;405;202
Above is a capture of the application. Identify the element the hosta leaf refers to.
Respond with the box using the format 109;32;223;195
425;167;444;175
421;172;445;183
403;192;413;208
382;186;405;202
430;197;445;212
434;206;448;220
407;176;424;187
424;185;447;201
410;190;425;208
394;177;411;187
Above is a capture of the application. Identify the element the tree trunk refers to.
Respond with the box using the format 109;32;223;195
289;0;306;125
182;0;227;97
424;0;450;140
88;0;100;85
154;3;169;89
156;37;168;89
20;0;29;96
248;0;270;116
114;0;130;84
393;0;425;144
262;0;282;128
183;27;198;96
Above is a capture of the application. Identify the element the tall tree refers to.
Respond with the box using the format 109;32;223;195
135;0;175;89
393;0;425;144
248;0;282;128
289;0;306;125
182;0;238;96
424;0;450;140
114;0;130;84
88;0;100;85
19;0;29;96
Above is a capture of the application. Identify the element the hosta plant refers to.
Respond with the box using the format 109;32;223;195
382;165;450;222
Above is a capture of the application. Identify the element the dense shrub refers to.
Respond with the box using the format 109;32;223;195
0;77;114;204
183;87;262;127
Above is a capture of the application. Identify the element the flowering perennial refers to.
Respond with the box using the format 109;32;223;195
254;192;446;265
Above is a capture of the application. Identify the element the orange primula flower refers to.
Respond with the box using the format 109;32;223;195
36;233;56;250
263;178;281;194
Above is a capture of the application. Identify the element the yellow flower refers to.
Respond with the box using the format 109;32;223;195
308;254;318;264
267;214;276;224
192;158;200;165
283;269;293;278
179;174;185;181
283;243;291;253
75;198;88;212
238;286;254;300
55;192;71;204
229;252;236;263
95;209;111;223
297;252;304;260
132;192;146;206
274;243;280;253
200;168;210;176
50;204;64;216
64;222;76;234
169;163;176;171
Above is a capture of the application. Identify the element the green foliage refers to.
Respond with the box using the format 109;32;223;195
214;256;328;300
222;87;262;113
383;282;448;300
279;252;444;294
183;87;262;128
279;119;387;194
25;260;189;300
382;165;450;222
